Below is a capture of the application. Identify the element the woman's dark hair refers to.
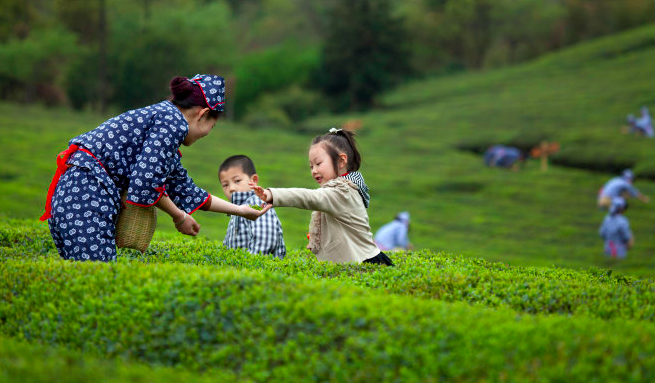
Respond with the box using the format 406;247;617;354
169;76;221;119
312;129;361;175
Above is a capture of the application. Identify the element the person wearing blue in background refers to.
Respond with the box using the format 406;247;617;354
40;74;271;261
375;211;413;251
597;169;649;209
636;106;654;137
625;107;654;137
484;145;523;171
599;197;633;259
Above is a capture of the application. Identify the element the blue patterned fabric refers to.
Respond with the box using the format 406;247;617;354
189;74;225;112
48;151;121;261
48;100;209;261
223;191;286;258
71;100;208;211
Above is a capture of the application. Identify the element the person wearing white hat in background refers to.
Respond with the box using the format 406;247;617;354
374;211;413;251
599;197;633;259
597;169;649;209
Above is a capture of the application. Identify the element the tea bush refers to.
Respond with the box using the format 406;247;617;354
2;219;655;323
2;258;655;382
0;336;241;383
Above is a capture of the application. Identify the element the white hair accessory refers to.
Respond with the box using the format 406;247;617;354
328;127;342;134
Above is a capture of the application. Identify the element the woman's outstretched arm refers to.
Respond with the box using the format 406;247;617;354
204;194;271;220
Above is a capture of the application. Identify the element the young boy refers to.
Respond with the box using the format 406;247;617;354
219;155;286;258
599;197;633;259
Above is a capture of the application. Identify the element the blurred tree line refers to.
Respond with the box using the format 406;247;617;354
0;0;652;124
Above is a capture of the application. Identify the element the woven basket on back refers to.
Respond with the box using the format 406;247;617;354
115;192;157;253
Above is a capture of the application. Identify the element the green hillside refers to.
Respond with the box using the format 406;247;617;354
1;25;655;276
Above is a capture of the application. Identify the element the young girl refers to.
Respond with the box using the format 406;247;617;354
250;128;393;266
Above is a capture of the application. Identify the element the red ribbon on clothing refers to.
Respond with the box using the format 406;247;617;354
40;145;80;221
40;145;100;221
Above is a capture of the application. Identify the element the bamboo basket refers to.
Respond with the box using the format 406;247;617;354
115;192;157;253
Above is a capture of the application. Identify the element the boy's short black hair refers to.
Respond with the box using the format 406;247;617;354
218;155;257;177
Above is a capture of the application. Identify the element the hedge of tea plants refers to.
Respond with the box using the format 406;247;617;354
0;335;241;383
1;258;655;382
2;220;654;322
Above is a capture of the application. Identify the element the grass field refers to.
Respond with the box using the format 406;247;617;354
1;25;655;276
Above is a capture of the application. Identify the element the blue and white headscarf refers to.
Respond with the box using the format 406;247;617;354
189;74;225;112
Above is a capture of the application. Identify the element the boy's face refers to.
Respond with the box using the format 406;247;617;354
219;166;258;200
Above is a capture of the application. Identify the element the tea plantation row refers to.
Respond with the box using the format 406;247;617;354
1;258;654;382
0;335;241;383
3;219;654;322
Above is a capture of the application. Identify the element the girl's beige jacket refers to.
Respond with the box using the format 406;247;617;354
269;177;379;264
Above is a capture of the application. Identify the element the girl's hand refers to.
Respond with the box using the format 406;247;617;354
249;181;272;203
238;203;272;221
174;212;200;236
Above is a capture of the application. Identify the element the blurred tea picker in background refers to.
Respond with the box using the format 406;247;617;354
623;106;653;138
597;169;649;209
375;211;413;251
40;74;270;262
483;145;524;171
599;197;633;259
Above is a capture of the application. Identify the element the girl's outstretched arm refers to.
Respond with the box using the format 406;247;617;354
250;181;344;216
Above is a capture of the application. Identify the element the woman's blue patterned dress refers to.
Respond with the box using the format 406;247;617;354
44;100;208;261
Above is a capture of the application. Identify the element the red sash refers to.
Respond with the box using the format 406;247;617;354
40;145;102;221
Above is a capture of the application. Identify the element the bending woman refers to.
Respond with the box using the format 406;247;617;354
40;74;270;261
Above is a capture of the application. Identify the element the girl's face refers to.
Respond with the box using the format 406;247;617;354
309;143;346;185
183;107;219;146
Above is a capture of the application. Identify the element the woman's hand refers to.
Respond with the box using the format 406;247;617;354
238;203;272;221
174;212;200;236
249;181;272;203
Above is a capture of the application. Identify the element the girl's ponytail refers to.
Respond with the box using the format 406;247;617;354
312;128;362;174
335;129;361;172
